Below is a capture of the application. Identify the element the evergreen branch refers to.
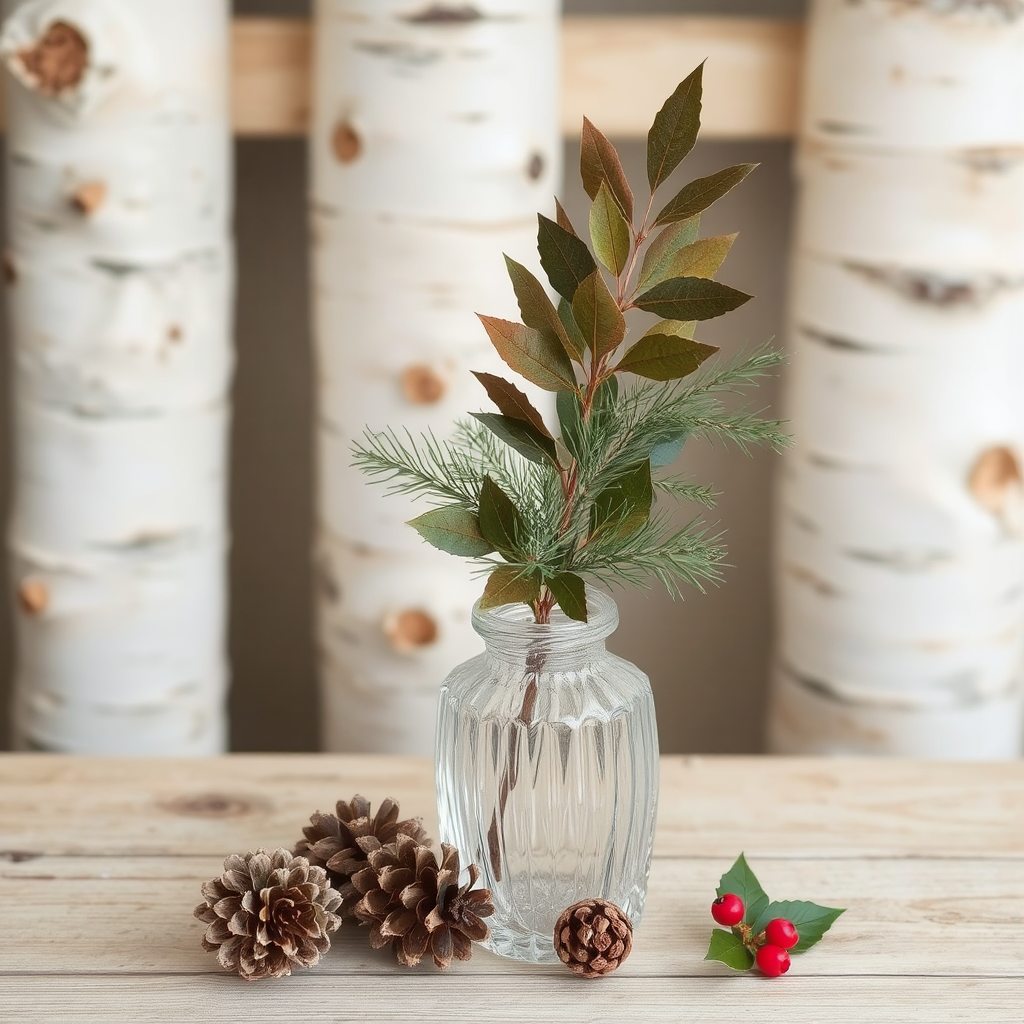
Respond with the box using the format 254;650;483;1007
653;478;718;507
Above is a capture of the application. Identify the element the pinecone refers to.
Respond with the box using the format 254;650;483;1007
554;898;633;978
194;848;342;981
294;794;430;911
349;833;494;969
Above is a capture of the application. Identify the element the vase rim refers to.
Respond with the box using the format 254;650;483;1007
471;586;619;649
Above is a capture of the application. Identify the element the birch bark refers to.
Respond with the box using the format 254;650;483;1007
2;0;233;753
312;0;561;753
768;0;1024;756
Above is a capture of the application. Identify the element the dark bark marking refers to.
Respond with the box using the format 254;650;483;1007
402;4;483;24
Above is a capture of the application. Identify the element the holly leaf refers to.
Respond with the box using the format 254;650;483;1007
502;257;578;363
472;371;552;438
751;900;846;954
639;215;700;288
633;276;751;322
717;853;769;927
477;315;577;392
589;461;653;541
555;197;578;237
480;565;540;610
537;213;597;301
704;929;754;972
478;475;523;555
470;412;557;465
648;62;703;192
653;163;757;228
557;298;587;361
616;334;719;381
590;180;631;277
547;572;588;622
641;234;736;291
581;116;634;220
408;507;495;557
572;270;625;360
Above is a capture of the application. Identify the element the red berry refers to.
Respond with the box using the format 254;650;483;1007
756;944;791;977
711;893;744;926
765;917;799;950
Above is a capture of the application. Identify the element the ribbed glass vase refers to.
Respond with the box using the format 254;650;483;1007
435;589;659;963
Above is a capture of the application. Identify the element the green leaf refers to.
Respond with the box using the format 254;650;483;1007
589;461;653;541
704;928;754;971
537;213;597;302
640;234;736;290
640;318;696;340
654;163;757;227
479;565;540;610
477;315;577;392
555;197;578;237
556;388;584;460
547;572;588;622
616;334;719;381
472;370;553;437
590;181;632;276
639;216;700;288
648;62;704;192
590;373;619;411
408;507;495;557
751;900;846;954
572;270;625;361
717;853;769;927
557;299;587;362
478;475;523;555
633;276;751;322
649;432;688;468
470;412;557;465
502;257;578;363
580;116;634;220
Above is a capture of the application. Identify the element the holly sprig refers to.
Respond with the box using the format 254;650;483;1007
705;853;845;973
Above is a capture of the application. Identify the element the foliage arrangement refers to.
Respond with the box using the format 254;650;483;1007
353;64;786;623
705;853;845;977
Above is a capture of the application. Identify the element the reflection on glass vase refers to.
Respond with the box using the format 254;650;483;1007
435;588;659;963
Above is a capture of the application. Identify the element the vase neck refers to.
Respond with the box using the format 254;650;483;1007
472;589;618;670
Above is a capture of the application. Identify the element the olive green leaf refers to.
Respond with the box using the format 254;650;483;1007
633;276;751;322
557;298;587;361
547;571;588;622
473;370;553;437
616;334;719;381
647;62;703;192
572;270;626;361
639;215;701;288
640;318;696;340
556;389;584;461
470;412;557;465
590;181;632;277
640;234;736;291
503;257;578;363
581;116;634;220
477;315;577;392
408;507;495;557
589;461;653;541
704;929;754;972
480;565;540;610
537;213;597;302
653;163;757;228
478;475;523;555
555;197;578;237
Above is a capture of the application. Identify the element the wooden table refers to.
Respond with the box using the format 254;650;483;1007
2;755;1022;1022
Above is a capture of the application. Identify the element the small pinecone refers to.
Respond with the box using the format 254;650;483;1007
194;848;342;981
554;898;633;978
294;795;430;920
350;833;494;970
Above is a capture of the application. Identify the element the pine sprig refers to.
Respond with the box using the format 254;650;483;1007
353;63;787;623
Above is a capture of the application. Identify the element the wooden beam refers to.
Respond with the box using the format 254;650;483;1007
231;15;802;139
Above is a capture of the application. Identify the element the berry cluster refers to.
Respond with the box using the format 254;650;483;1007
711;894;798;977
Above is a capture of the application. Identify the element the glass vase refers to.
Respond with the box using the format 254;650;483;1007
435;589;659;963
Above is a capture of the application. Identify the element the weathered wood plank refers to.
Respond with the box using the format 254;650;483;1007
4;976;1020;1024
2;855;1021;979
2;755;1022;858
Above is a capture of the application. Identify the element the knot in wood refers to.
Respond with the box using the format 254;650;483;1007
401;365;446;404
969;446;1023;533
17;21;88;97
403;4;483;24
332;122;362;164
70;181;107;216
554;898;633;978
160;793;258;819
385;609;439;651
18;578;49;616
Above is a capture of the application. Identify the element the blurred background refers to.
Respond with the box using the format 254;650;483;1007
0;0;804;753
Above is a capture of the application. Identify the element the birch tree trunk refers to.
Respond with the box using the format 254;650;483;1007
768;0;1024;756
312;0;561;753
2;0;233;753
